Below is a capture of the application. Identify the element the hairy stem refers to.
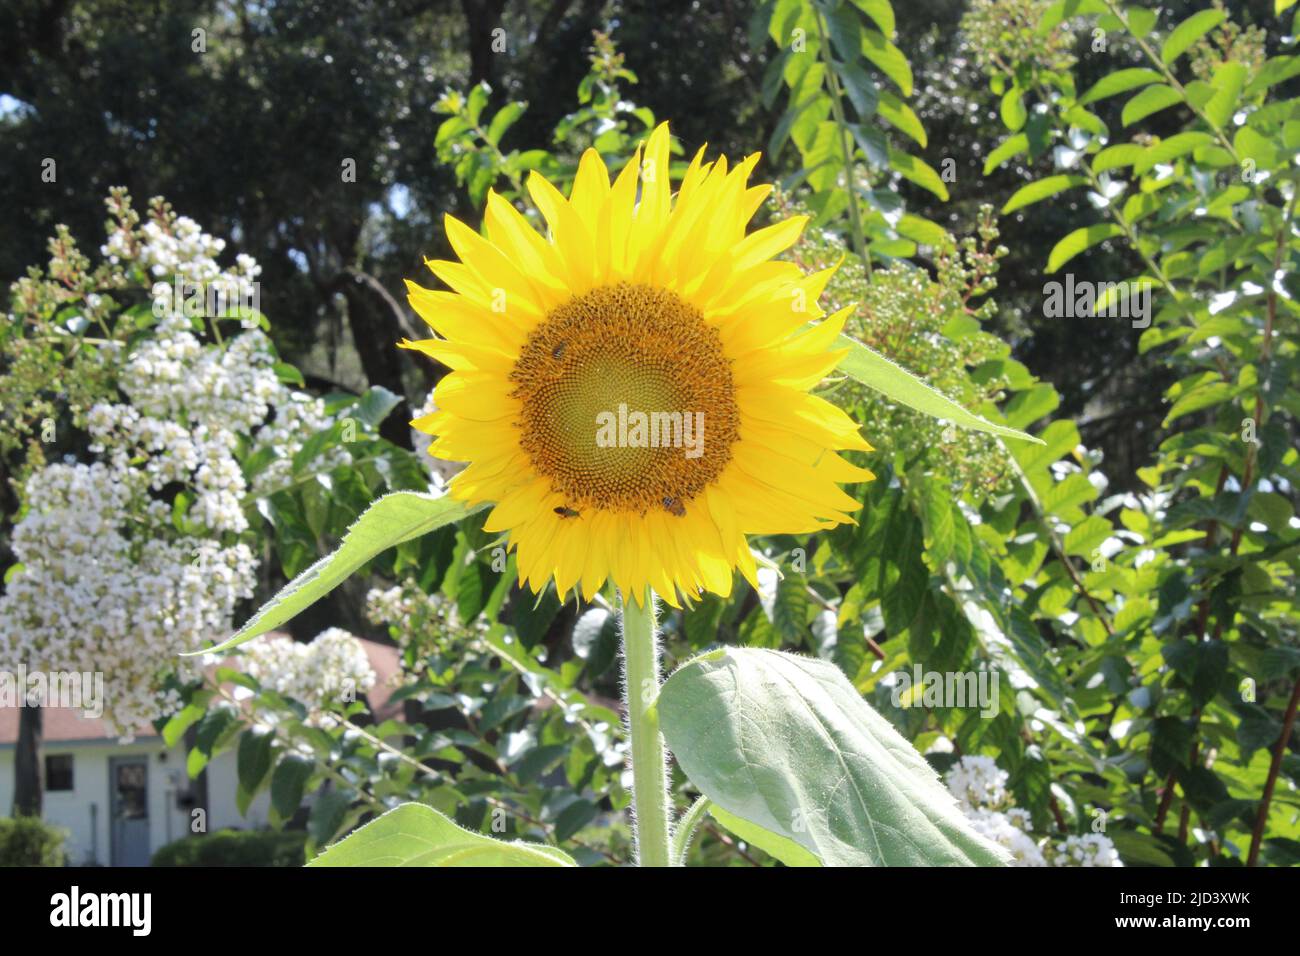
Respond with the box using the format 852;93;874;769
671;795;711;866
622;589;672;867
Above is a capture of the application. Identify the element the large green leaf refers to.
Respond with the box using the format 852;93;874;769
1046;222;1124;273
860;28;912;96
835;333;1043;443
308;803;576;867
1002;174;1087;214
709;804;820;867
196;492;486;654
1078;67;1162;105
1122;84;1182;126
1161;8;1227;65
983;132;1028;174
659;647;1011;866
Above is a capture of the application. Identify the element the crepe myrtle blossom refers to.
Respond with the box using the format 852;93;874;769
238;629;376;724
0;210;347;738
943;756;1122;867
0;461;258;739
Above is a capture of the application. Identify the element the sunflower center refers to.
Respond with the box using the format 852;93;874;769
510;283;739;514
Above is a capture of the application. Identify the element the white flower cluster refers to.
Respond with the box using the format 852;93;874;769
0;211;346;737
944;755;1123;867
0;462;257;738
365;582;465;666
965;807;1048;867
366;585;419;630
1055;833;1124;867
946;754;1011;812
96;215;348;526
239;629;376;722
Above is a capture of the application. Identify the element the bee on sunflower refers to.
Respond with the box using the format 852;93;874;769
403;122;873;610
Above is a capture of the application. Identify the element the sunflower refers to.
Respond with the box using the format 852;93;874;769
403;123;873;607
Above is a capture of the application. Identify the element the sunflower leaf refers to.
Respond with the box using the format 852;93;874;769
659;647;1011;866
308;803;576;867
195;492;487;655
708;803;821;867
834;333;1044;443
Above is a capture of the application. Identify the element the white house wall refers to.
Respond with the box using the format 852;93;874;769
0;739;270;865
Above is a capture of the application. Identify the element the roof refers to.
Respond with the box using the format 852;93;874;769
0;633;402;746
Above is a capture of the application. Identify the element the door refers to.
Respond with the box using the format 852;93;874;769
109;757;151;866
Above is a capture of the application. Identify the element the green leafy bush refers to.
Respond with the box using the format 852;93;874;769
151;830;309;868
0;816;67;867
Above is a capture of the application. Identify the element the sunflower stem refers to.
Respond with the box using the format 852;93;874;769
621;588;672;867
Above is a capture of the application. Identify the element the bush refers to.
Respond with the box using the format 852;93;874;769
151;829;308;867
0;816;67;866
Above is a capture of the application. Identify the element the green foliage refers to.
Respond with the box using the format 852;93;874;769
659;647;1010;865
966;0;1300;866
202;492;487;654
150;829;308;867
8;2;1297;869
0;815;67;866
434;31;664;207
757;0;947;265
308;803;576;867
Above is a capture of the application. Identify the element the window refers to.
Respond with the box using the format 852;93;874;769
45;754;74;792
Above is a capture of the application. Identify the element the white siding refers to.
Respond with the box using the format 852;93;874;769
0;740;270;865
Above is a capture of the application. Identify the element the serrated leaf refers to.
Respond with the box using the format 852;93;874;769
659;647;1011;866
197;493;487;654
351;385;403;428
896;213;948;247
162;700;209;748
308;802;576;866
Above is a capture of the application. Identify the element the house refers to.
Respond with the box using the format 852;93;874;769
0;634;400;866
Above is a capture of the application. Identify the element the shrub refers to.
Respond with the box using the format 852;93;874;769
0;816;68;867
151;829;308;867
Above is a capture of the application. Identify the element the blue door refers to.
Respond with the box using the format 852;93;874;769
109;757;151;866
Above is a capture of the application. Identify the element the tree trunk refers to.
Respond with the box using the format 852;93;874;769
342;283;415;449
13;704;43;817
461;0;508;85
183;723;210;836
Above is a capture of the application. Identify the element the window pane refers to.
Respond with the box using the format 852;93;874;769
46;754;74;791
